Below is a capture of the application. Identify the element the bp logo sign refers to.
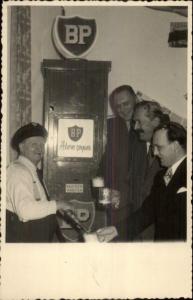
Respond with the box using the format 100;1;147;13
68;125;83;142
53;16;97;57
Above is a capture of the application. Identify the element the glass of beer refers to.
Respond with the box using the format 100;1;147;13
91;177;111;206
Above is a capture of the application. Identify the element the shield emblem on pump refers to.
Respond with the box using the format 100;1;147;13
68;125;83;141
70;200;95;232
52;16;97;58
58;200;95;242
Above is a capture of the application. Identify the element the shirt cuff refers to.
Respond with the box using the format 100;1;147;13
49;200;57;214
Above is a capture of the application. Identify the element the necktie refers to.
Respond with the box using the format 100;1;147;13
36;168;50;200
147;144;154;167
163;168;173;186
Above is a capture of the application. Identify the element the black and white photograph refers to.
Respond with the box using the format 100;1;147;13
1;1;192;298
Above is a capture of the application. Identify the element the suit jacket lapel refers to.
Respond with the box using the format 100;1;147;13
164;158;186;191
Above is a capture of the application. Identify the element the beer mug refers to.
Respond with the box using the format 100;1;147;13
91;177;111;205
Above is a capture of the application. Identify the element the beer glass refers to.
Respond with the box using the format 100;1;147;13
91;177;111;206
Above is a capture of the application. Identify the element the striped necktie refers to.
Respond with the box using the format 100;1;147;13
163;168;173;186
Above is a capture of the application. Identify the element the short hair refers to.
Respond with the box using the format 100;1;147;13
155;121;187;151
134;100;170;126
109;85;136;113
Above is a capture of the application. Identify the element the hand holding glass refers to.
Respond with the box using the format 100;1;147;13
91;177;120;208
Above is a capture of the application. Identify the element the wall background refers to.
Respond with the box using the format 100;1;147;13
31;5;187;123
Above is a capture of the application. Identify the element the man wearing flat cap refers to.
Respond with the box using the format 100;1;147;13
6;122;73;243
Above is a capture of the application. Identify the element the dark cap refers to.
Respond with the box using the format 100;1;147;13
11;122;48;152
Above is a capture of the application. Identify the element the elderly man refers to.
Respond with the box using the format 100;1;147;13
109;99;169;241
125;122;187;241
124;100;170;240
6;122;73;243
132;101;170;207
109;85;136;130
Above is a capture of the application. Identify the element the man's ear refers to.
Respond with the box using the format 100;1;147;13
152;116;160;128
173;140;180;152
18;142;24;154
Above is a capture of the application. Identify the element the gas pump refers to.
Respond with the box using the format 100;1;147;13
42;59;111;241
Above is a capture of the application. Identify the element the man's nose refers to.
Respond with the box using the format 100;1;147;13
41;147;45;153
37;145;44;153
119;104;124;111
134;121;139;130
153;147;159;156
41;145;45;153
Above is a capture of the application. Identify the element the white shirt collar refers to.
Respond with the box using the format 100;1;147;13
146;142;150;154
169;155;186;176
18;155;37;173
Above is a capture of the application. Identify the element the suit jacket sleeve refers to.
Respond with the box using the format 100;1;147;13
126;172;161;240
174;191;187;240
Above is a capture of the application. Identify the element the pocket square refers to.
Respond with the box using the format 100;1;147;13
177;187;187;194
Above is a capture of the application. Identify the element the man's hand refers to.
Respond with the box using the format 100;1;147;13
111;189;120;209
96;226;118;242
83;227;118;242
56;200;74;212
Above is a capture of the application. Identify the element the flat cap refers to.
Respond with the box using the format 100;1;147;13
11;122;48;151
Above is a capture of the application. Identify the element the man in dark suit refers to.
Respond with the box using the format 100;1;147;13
100;89;170;241
125;122;187;241
100;85;145;240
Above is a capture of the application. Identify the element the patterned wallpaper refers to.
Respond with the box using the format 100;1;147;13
9;6;31;160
